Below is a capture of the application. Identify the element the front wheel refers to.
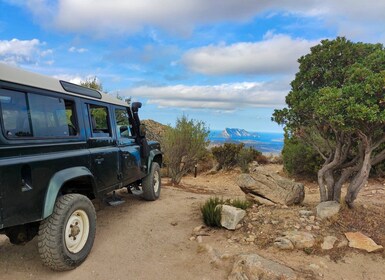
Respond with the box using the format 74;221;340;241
142;162;161;201
38;194;96;271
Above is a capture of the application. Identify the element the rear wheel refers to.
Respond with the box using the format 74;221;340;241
38;194;96;271
142;162;161;201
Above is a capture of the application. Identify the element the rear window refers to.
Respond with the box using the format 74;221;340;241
0;89;78;138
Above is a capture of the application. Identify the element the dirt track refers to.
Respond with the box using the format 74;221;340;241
0;187;227;280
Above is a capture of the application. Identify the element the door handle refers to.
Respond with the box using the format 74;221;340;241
95;158;105;164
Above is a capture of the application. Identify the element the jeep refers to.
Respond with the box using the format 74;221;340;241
0;63;162;270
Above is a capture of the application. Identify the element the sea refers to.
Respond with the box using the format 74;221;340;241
208;130;284;154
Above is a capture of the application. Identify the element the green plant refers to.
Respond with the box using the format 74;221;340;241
200;197;223;227
163;115;210;184
237;146;262;173
229;198;252;210
212;143;244;170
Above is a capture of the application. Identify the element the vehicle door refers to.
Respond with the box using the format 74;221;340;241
86;103;120;193
114;107;144;185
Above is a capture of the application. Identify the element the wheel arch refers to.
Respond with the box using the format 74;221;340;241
147;149;162;174
42;167;97;219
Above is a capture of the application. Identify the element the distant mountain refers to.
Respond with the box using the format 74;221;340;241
221;128;257;138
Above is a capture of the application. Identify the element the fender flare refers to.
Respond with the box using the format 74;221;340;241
42;167;96;219
147;149;162;173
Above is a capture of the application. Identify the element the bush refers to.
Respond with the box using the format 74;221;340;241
212;143;244;170
282;134;322;178
228;198;252;210
163;116;210;184
200;197;223;227
237;147;262;173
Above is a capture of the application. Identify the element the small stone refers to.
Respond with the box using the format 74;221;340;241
313;225;320;230
345;232;383;252
235;223;242;230
294;224;301;229
282;231;315;249
193;225;204;232
274;237;294;250
316;201;341;219
299;210;313;216
196;236;203;243
299;217;306;222
219;205;246;230
321;236;338;250
308;216;316;223
189;236;196;241
305;226;312;231
171;221;178;226
271;220;279;225
309;263;320;270
247;223;253;229
337;239;348;248
246;235;256;242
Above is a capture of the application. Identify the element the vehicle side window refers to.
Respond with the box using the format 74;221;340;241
115;108;131;138
89;104;111;137
0;89;77;138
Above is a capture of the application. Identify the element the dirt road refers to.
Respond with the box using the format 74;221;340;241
0;187;227;280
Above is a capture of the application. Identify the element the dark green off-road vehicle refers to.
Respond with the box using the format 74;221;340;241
0;63;162;270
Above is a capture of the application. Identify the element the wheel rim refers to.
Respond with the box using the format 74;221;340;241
65;209;90;254
153;170;160;193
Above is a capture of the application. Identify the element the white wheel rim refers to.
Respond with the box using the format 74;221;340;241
153;170;160;193
65;209;90;254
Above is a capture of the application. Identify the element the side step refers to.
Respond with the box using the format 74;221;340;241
105;191;125;206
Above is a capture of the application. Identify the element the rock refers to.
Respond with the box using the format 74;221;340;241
228;253;297;280
245;235;256;243
196;236;203;243
219;205;246;230
321;236;338;250
237;171;305;206
274;237;294;250
281;231;315;249
299;210;313;217
316;201;340;219
344;232;383;252
193;225;205;232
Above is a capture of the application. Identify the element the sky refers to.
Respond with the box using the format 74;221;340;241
1;1;385;132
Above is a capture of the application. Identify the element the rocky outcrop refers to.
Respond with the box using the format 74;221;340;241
219;205;246;230
228;253;297;280
316;201;340;219
237;170;304;206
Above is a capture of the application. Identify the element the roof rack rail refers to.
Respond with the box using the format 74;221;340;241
60;80;102;99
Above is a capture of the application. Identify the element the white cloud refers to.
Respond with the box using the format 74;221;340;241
8;0;385;41
122;80;289;110
182;33;319;75
0;38;53;65
68;46;88;53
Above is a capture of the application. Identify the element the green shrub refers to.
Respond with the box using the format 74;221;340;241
282;134;322;178
200;197;223;227
212;143;244;170
228;198;252;210
237;147;262;173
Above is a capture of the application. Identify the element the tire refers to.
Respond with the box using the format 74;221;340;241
142;162;161;201
37;194;96;271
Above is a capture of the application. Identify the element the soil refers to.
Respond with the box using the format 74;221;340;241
1;164;385;280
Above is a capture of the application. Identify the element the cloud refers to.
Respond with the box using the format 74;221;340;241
7;0;385;41
68;46;88;53
0;38;53;65
122;80;289;110
182;33;319;75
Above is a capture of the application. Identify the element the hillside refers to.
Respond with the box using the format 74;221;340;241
142;119;168;144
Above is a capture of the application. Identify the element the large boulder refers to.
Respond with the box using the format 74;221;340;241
228;253;297;280
237;170;304;206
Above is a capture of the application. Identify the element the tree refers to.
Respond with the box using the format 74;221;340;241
273;37;385;207
81;77;103;91
163;116;210;184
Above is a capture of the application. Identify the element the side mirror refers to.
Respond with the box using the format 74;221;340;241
139;124;146;137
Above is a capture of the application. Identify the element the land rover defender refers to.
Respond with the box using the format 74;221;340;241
0;63;162;270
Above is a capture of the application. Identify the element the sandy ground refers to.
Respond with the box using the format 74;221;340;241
1;165;385;280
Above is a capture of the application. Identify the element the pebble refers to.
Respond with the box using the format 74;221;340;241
196;236;203;243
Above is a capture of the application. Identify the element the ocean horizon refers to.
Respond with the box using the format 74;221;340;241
208;130;284;154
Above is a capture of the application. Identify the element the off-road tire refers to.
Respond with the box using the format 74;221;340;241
142;162;161;201
37;194;96;271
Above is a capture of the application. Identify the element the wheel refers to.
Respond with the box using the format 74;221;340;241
142;162;161;201
37;194;96;271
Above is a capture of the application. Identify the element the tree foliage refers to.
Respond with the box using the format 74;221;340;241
273;37;385;206
163;116;210;184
